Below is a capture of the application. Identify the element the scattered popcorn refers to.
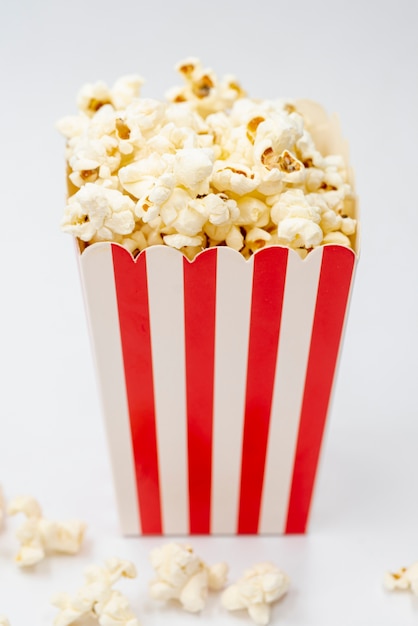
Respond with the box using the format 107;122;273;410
0;617;10;626
149;542;228;613
59;59;357;259
51;558;140;626
221;562;290;625
384;562;418;594
8;496;86;567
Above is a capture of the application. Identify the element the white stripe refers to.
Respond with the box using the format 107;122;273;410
259;247;323;534
79;242;141;535
146;246;188;534
211;248;254;534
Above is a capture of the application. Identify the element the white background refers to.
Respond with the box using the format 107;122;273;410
0;0;418;624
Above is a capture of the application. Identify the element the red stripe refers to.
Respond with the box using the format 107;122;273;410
285;245;356;533
238;247;289;534
183;249;217;534
112;245;162;534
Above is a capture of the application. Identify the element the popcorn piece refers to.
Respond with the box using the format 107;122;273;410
190;192;239;227
173;147;214;195
163;233;204;250
167;57;245;117
0;617;10;626
245;227;271;253
278;217;323;249
111;75;144;110
62;183;136;242
271;189;323;249
149;542;228;613
384;562;418;594
51;558;140;626
211;161;260;196
322;231;351;246
77;75;144;117
8;496;85;567
77;81;112;117
221;562;290;625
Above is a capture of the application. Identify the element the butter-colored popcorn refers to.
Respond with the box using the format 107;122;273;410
271;189;323;250
62;184;136;242
119;154;175;223
163;233;204;250
211;161;259;196
51;558;140;626
167;57;245;118
149;542;228;613
190;192;239;227
111;75;144;110
8;496;85;567
245;227;272;254
0;616;10;626
322;231;351;246
59;59;357;259
384;563;418;594
77;75;143;117
221;562;290;626
235;197;270;229
173;147;214;195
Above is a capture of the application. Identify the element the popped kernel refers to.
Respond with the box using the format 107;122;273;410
221;562;290;625
51;558;140;626
8;496;85;567
384;562;418;594
62;184;136;242
149;542;228;613
211;161;260;196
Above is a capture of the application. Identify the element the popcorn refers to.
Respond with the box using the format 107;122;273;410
271;189;323;250
221;562;290;625
322;231;351;246
384;562;418;594
62;184;136;242
166;57;245;117
77;75;143;117
0;617;10;626
173;147;214;195
163;233;204;250
211;161;260;196
8;496;85;567
59;59;357;259
149;542;228;613
51;558;140;626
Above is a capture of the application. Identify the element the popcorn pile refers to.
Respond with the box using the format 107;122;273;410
59;58;357;260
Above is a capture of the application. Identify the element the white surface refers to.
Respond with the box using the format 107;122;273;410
0;0;418;624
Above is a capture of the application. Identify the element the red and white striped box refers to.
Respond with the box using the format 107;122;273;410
77;240;357;535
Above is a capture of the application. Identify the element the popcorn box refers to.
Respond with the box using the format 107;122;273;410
77;239;357;535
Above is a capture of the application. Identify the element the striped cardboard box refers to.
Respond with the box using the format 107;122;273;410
78;242;356;535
